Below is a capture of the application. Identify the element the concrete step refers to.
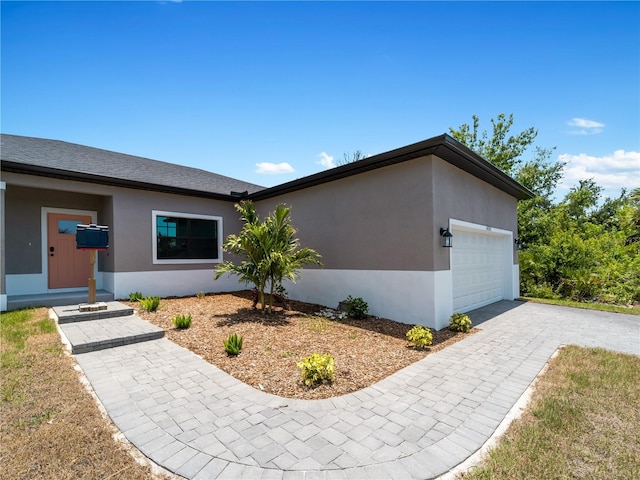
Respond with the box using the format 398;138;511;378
8;290;115;311
51;302;134;324
57;313;165;355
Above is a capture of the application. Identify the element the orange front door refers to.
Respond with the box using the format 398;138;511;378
47;213;93;289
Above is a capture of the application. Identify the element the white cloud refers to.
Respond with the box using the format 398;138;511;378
567;117;605;135
568;118;605;128
317;152;335;169
558;150;640;196
255;162;294;175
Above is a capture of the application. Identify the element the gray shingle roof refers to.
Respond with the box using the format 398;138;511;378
0;134;265;199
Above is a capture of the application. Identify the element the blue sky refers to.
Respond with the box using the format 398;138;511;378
2;1;639;200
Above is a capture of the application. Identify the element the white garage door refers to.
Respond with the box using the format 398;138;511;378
452;228;508;312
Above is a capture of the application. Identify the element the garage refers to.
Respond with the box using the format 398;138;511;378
451;225;511;313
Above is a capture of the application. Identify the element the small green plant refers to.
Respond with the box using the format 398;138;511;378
172;314;192;329
128;291;143;302
449;312;472;332
275;283;287;297
280;349;295;358
139;296;160;312
297;353;336;387
307;316;331;333
406;325;433;349
196;291;205;300
223;333;243;356
346;295;368;319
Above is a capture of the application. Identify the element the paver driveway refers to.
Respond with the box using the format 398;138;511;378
73;301;640;479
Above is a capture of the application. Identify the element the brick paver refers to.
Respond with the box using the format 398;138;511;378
71;301;639;479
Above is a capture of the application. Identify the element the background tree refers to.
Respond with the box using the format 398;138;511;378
624;187;640;245
215;201;322;313
449;113;538;176
337;150;367;166
450;113;565;247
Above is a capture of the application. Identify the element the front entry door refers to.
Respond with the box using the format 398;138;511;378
47;212;93;289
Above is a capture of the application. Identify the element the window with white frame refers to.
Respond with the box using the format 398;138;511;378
152;211;223;264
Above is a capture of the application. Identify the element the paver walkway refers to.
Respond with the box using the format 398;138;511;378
69;301;639;479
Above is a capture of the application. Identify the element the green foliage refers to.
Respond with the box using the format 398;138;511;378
522;283;561;300
172;314;192;329
345;295;368;319
275;283;287;297
297;353;335;387
449;113;539;176
307;316;332;333
521;297;639;315
215;201;322;314
35;318;56;334
1;310;55;371
519;185;640;305
196;291;206;300
128;291;143;302
1;310;34;370
223;333;243;356
449;313;472;332
406;325;433;349
624;187;640;246
1;310;32;351
139;296;160;312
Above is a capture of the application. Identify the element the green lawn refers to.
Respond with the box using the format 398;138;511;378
1;308;160;479
460;346;640;479
521;296;640;315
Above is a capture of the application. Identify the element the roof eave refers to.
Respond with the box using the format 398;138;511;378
1;162;244;201
437;135;534;200
248;134;534;201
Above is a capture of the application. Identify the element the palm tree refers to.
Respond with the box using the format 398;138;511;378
264;203;322;312
214;201;322;313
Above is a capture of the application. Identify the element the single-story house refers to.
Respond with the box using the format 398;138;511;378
0;133;533;329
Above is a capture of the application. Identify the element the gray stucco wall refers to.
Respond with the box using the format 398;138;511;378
3;150;520;295
4;184;107;274
255;154;518;273
255;156;437;271
100;196;115;272
109;188;241;272
431;157;518;270
3;173;243;277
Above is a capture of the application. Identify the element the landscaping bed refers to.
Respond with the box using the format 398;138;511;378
128;291;476;400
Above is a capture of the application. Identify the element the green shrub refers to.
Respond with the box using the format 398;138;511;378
139;296;160;312
522;282;561;300
275;283;287;297
346;295;368;319
223;333;243;356
196;291;206;300
406;325;433;349
128;291;143;302
297;353;335;387
172;314;192;329
449;313;472;333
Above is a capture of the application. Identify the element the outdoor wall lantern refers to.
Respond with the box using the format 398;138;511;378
440;227;453;248
515;238;523;250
